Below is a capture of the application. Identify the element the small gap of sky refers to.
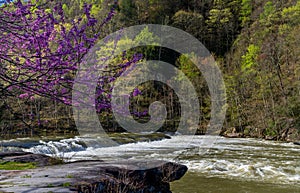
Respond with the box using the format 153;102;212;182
0;0;9;5
1;0;25;6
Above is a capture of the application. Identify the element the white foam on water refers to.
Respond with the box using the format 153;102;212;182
22;135;300;185
24;137;86;155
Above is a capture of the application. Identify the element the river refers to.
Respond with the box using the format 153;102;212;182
1;135;300;192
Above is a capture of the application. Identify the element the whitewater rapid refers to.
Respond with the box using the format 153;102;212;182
19;135;300;185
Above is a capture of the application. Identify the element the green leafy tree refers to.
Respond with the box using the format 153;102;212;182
172;10;205;41
241;44;260;73
240;0;252;26
119;0;137;24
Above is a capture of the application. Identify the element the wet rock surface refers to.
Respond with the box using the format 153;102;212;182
0;152;63;167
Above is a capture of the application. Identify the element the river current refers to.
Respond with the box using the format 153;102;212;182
1;135;300;192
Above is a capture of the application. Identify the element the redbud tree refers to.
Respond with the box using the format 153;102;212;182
0;0;140;112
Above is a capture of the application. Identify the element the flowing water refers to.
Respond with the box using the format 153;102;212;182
1;135;300;192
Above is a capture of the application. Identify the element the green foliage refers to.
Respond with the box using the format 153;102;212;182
134;26;160;59
62;182;71;187
241;44;260;72
172;10;204;38
66;174;74;178
262;1;275;17
205;0;239;55
208;8;233;25
0;161;36;170
119;0;137;23
286;96;300;118
96;26;159;63
62;4;69;15
175;53;211;124
177;54;200;80
224;0;300;140
47;183;54;187
260;1;276;24
281;1;300;26
91;4;101;16
21;174;32;178
240;0;252;26
134;26;160;46
264;125;277;137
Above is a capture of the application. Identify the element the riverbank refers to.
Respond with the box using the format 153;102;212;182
0;152;187;193
221;126;300;143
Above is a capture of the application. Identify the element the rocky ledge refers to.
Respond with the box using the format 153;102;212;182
0;153;187;193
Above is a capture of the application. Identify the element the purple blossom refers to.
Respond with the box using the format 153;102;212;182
133;88;142;97
0;0;144;114
19;93;29;99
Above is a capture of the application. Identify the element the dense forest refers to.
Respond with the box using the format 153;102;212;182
0;0;299;141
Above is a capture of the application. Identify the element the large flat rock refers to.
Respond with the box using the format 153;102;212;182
0;160;187;193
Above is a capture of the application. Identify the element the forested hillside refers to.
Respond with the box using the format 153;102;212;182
223;0;300;140
0;0;299;141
